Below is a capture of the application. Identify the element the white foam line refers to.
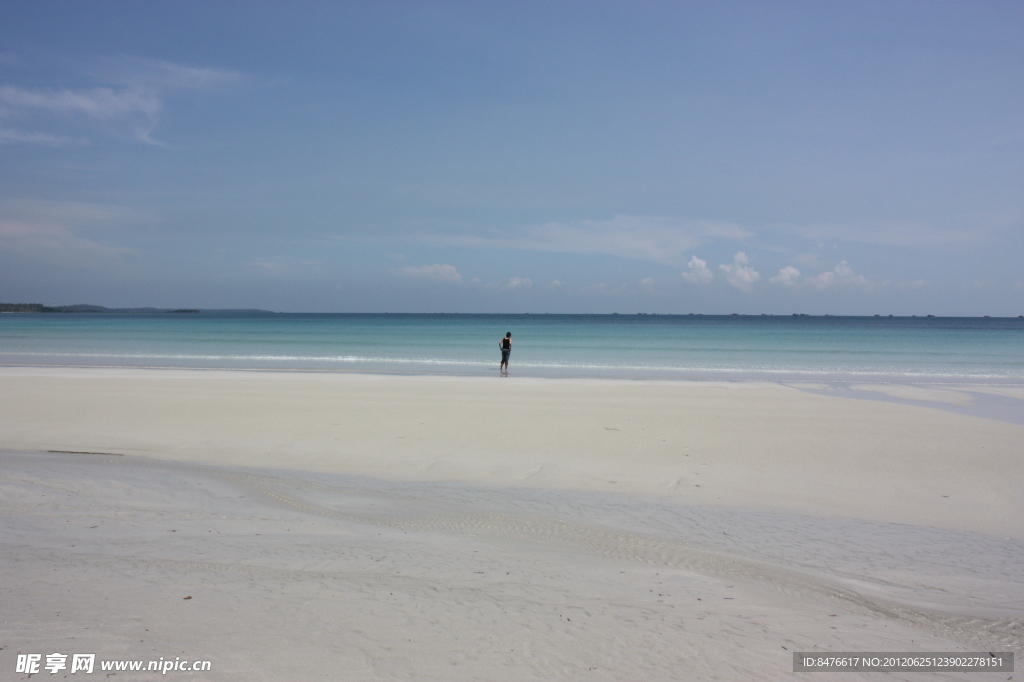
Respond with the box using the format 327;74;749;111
1;352;1021;380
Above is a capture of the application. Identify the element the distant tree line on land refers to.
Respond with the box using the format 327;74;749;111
0;303;109;313
1;303;53;312
0;303;272;314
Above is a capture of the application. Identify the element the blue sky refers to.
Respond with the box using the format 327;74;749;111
1;1;1021;314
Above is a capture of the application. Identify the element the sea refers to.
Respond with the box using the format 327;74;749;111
1;313;1022;385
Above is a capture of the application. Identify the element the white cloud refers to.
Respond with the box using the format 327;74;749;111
95;57;242;91
641;277;654;288
774;221;998;247
502;276;533;290
249;257;323;276
0;58;242;145
770;265;801;286
805;271;835;288
0;200;146;263
0;84;160;144
805;260;872;290
681;255;714;283
0;128;81;146
719;252;760;291
0;86;164;148
410;215;751;266
0;218;136;261
2;199;146;224
399;264;463;283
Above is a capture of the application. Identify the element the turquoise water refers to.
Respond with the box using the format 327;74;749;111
1;313;1022;383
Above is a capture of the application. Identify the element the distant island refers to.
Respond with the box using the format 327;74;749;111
0;303;273;314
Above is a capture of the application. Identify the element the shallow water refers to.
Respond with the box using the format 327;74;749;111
1;313;1022;383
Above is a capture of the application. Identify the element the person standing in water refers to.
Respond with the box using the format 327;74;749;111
499;332;512;374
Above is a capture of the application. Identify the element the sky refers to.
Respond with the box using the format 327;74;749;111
0;1;1021;315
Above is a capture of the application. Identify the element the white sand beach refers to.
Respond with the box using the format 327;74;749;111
2;367;1022;680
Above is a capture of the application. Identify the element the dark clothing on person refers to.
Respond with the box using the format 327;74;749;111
499;334;512;372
